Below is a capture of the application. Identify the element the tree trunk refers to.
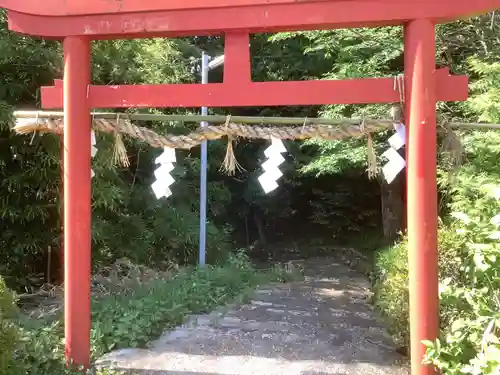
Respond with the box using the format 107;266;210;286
379;173;405;242
252;209;267;246
380;104;406;241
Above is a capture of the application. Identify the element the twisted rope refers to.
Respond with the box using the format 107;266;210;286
14;117;393;149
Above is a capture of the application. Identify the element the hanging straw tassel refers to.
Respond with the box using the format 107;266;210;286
360;118;378;179
219;115;245;175
113;132;130;167
112;115;130;167
440;122;464;181
366;133;378;179
220;135;246;175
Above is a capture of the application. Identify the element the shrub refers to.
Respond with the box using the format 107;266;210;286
10;255;295;375
0;276;18;374
372;130;500;373
372;226;467;347
423;207;499;374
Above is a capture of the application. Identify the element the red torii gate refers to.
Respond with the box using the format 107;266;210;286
1;1;499;374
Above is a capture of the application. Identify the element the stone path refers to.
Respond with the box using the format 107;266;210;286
97;258;409;375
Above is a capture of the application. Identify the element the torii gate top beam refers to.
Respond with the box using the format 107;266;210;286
2;0;500;38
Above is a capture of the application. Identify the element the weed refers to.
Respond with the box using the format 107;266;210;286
3;254;292;375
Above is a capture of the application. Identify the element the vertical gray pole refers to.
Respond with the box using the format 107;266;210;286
199;52;209;267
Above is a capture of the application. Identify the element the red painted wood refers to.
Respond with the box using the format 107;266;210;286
405;19;439;375
224;33;252;85
0;0;330;16
5;0;500;38
41;71;467;109
403;23;412;230
63;36;92;370
59;137;64;284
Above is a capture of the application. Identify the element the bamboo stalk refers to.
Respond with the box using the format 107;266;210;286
13;110;500;130
13;110;392;127
447;122;500;130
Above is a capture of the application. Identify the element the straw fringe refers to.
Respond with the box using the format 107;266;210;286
113;132;130;167
219;116;246;175
360;118;378;179
440;122;464;182
366;133;378;179
220;137;246;175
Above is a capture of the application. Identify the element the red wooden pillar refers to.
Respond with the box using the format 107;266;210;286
63;36;92;369
404;19;439;375
60;137;65;283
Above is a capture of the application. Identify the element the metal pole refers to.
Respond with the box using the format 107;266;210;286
199;52;209;267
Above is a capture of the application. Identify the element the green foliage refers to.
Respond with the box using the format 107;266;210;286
422;208;500;375
0;10;61;286
300;132;389;175
372;226;467;347
249;28;400;242
264;19;500;182
0;19;234;287
267;26;402;177
467;58;500;123
8;257;292;375
89;137;232;266
0;276;18;374
373;127;500;373
86;38;235;267
423;97;500;374
372;239;408;345
92;38;192;85
438;131;500;219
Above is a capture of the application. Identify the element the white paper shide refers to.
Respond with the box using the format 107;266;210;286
258;137;287;194
382;123;406;184
151;147;177;199
91;130;97;178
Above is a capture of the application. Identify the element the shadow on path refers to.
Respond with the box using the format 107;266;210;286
97;258;409;375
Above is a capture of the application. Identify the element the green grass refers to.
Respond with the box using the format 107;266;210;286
371;240;409;347
3;252;300;375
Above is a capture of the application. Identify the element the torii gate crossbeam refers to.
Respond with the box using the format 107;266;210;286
2;2;500;375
